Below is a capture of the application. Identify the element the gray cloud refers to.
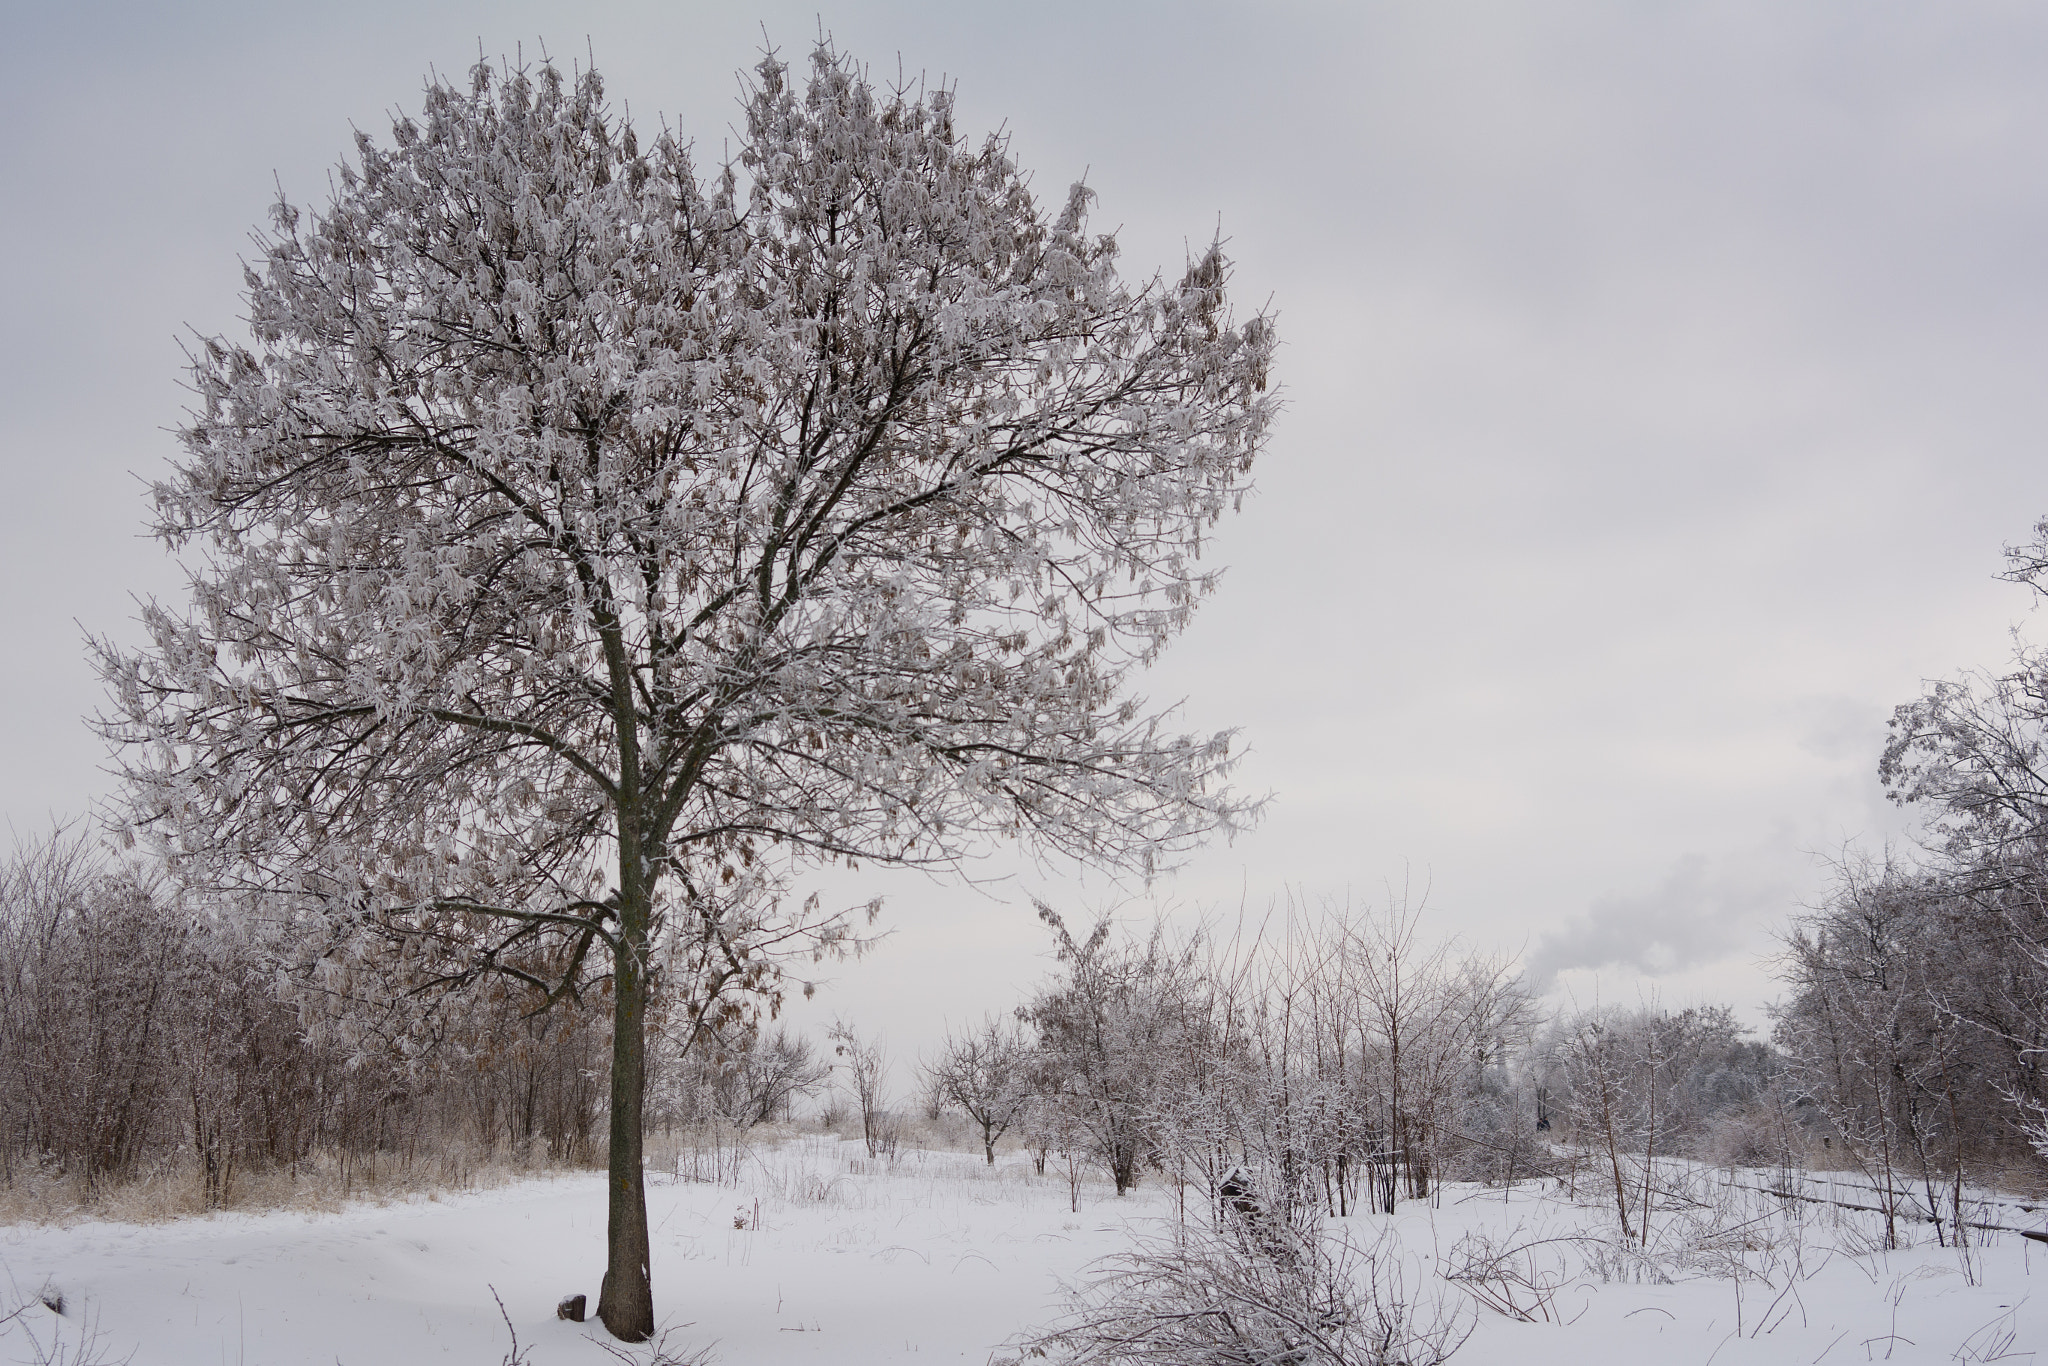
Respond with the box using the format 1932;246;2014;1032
6;1;2048;1052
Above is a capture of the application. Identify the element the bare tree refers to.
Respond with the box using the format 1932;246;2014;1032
829;1020;893;1159
1580;1013;1643;1242
1775;858;2015;1246
1869;516;2048;1180
1326;894;1535;1208
93;43;1272;1339
927;1015;1031;1164
1141;898;1534;1223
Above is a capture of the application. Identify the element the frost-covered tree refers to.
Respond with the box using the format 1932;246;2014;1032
650;1023;830;1130
1023;909;1209;1194
94;46;1273;1339
1840;517;2048;1182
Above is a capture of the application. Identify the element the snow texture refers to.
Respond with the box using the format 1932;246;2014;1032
2;1140;2042;1364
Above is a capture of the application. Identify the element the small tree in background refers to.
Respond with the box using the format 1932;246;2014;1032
928;1015;1032;1163
95;42;1272;1339
829;1019;893;1159
1023;908;1207;1195
656;1025;831;1130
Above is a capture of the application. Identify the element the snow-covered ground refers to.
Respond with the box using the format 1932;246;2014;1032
1;1140;2041;1364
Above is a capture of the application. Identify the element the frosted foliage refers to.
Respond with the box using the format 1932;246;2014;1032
93;49;1274;1036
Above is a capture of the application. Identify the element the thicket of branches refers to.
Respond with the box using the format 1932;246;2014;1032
651;1025;832;1131
0;832;612;1212
14;825;2039;1269
986;901;1793;1228
984;906;1789;1364
1753;519;2048;1249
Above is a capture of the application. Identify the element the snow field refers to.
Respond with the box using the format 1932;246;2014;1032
1419;1173;2044;1366
0;1136;1157;1365
1;1142;2042;1365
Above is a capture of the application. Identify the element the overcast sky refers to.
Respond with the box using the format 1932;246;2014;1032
6;1;2048;1058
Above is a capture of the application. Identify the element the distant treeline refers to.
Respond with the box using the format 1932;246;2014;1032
0;834;613;1209
4;825;2046;1226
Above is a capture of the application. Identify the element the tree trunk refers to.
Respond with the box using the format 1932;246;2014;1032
1641;1067;1656;1249
1599;1068;1633;1244
596;890;654;1341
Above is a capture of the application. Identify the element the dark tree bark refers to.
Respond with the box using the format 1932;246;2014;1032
596;922;653;1340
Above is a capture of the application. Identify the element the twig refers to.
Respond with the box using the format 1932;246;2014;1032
487;1285;525;1366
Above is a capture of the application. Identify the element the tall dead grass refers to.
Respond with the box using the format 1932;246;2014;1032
0;1137;605;1226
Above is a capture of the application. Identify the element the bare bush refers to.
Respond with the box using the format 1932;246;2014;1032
1438;1226;1584;1325
0;833;180;1195
1013;1212;1470;1366
0;1282;129;1366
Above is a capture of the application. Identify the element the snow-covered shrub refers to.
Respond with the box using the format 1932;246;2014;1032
1021;910;1210;1197
1013;1211;1470;1366
650;1118;753;1187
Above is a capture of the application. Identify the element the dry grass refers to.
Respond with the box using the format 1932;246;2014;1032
0;1141;603;1227
0;1111;1029;1230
